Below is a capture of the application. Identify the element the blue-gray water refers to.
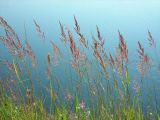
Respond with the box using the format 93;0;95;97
0;0;160;112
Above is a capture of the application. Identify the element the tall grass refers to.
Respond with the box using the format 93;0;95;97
0;16;160;120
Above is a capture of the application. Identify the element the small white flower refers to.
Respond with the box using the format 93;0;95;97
149;112;152;115
79;100;85;109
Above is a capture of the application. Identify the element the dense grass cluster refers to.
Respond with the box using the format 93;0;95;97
0;16;160;120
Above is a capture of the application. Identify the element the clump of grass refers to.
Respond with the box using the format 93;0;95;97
0;16;160;120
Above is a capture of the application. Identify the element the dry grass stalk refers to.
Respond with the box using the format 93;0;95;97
74;16;88;48
0;17;25;58
92;36;106;73
25;41;36;67
137;41;150;77
109;31;128;74
51;41;61;66
148;30;156;48
33;19;45;40
68;29;80;59
59;21;67;43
